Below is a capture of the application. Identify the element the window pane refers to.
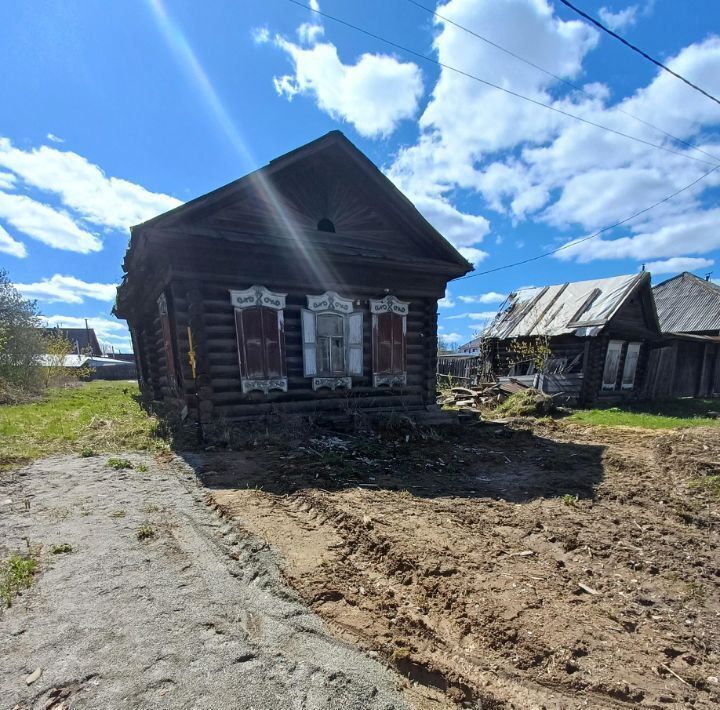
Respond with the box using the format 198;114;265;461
317;338;331;373
330;337;344;373
317;313;343;337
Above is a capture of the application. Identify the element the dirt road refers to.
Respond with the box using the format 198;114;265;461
0;454;408;709
201;421;720;709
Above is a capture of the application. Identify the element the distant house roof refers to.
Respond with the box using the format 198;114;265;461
39;327;102;356
653;272;720;334
474;272;653;341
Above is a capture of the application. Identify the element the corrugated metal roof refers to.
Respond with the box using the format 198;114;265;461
653;272;720;334
482;273;647;339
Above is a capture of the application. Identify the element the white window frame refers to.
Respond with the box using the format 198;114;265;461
302;291;363;391
621;341;642;390
229;285;288;394
602;340;624;390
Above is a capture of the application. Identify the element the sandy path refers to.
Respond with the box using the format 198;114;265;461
0;454;408;710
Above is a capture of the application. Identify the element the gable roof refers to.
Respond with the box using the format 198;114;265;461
124;131;472;273
477;272;655;340
39;327;102;356
653;271;720;333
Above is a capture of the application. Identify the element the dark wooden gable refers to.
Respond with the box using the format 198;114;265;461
131;131;471;271
606;274;660;338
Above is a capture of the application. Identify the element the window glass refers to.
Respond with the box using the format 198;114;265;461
316;313;345;374
317;313;343;336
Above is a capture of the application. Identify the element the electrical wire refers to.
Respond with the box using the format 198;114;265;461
285;0;717;167
404;0;720;164
453;164;720;281
558;0;720;107
283;1;719;279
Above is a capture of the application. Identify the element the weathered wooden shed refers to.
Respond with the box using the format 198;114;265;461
644;272;720;398
458;273;660;404
114;131;472;422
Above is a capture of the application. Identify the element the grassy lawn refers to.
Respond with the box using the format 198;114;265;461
0;381;169;470
567;398;720;429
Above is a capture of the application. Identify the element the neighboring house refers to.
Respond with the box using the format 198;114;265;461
114;131;472;421
459;272;660;404
39;327;102;357
36;355;137;380
645;272;720;398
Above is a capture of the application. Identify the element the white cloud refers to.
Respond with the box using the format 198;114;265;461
0;192;101;253
297;22;324;45
251;26;270;45
0;172;15;190
0;225;27;258
445;310;498;321
46;133;64;144
442;331;464;343
272;37;423;138
645;256;714;275
457;246;487;265
557;207;720;263
384;0;720;269
16;275;116;304
458;291;506;304
598;5;638;31
0;138;181;232
41;315;131;352
438;288;455;308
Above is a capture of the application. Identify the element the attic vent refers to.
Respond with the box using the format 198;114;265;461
317;218;336;233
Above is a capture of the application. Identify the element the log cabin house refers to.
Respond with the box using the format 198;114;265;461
114;131;472;422
458;272;661;404
644;272;720;398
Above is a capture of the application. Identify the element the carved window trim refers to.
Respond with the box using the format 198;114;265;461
370;295;409;388
301;291;363;390
229;285;288;395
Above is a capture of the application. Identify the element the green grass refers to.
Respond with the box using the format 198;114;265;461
1;550;39;607
0;381;169;470
136;522;155;541
567;399;720;430
50;543;73;555
106;457;133;470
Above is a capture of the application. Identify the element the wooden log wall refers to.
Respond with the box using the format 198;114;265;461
165;277;439;420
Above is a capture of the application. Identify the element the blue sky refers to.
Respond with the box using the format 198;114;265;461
1;0;719;351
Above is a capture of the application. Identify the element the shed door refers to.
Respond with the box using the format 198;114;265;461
373;313;406;375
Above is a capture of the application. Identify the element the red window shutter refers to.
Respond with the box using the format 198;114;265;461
262;308;286;378
391;314;406;375
375;313;394;374
236;307;266;379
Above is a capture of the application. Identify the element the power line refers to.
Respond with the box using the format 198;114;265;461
453;164;720;281
286;0;717;167
404;0;720;165
558;0;720;107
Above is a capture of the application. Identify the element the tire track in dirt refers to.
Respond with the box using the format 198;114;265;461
205;423;720;709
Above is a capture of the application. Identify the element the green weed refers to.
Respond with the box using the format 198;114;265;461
1;548;39;607
106;457;133;470
50;543;73;554
136;523;155;541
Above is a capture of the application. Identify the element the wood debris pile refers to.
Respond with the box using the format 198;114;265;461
437;380;529;410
